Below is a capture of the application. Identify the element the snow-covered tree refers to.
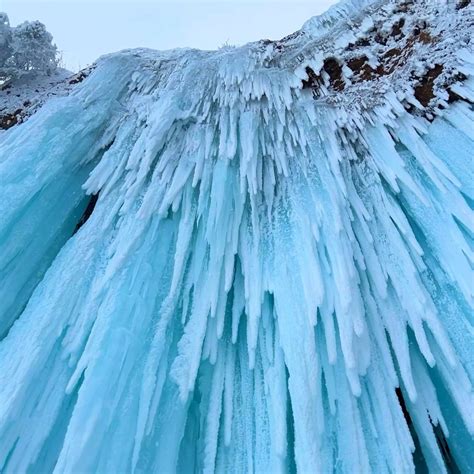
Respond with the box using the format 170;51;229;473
0;13;11;65
0;13;58;82
10;20;57;74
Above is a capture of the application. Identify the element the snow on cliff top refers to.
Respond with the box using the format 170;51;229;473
1;0;472;132
0;68;93;129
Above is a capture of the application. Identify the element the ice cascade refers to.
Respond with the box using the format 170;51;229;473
0;0;473;472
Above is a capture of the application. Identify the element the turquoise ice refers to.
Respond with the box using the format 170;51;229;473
0;0;473;472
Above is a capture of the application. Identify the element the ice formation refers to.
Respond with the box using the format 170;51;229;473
0;0;473;472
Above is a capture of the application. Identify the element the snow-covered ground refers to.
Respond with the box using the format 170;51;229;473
0;67;93;129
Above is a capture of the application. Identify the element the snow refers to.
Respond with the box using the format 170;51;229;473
1;18;58;80
0;0;473;472
0;68;87;129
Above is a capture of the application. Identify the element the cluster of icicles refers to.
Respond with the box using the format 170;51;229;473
0;36;473;474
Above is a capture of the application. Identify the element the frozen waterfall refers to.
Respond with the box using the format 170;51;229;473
0;0;473;472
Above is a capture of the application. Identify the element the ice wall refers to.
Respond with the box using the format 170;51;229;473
0;0;473;472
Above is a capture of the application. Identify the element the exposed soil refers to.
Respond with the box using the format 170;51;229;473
0;112;20;130
414;64;443;107
69;71;89;85
457;0;471;10
323;58;345;91
347;56;376;81
302;66;322;90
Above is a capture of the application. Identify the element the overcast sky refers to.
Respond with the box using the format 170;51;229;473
1;1;336;72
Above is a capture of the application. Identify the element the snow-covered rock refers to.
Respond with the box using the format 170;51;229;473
0;67;93;129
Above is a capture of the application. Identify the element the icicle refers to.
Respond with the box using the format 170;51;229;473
0;1;473;472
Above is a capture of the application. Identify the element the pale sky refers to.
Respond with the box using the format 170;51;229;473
1;1;336;72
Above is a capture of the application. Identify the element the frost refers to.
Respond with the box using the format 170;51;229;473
0;13;59;83
0;0;473;473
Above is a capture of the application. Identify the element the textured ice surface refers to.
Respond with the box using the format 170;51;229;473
0;0;473;472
